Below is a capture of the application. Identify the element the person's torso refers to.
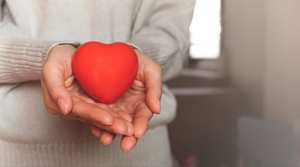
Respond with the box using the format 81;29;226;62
0;0;176;144
5;0;142;43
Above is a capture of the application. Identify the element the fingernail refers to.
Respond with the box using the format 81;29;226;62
58;98;67;115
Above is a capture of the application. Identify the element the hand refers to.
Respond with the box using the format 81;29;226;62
41;45;134;137
91;49;162;152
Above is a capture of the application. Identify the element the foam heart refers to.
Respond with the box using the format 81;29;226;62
72;41;138;104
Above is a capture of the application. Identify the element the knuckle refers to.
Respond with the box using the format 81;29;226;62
71;110;79;118
71;104;80;118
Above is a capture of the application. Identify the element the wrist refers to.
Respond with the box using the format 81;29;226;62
46;45;76;69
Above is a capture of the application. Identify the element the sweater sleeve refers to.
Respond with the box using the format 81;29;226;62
128;0;195;82
0;0;80;83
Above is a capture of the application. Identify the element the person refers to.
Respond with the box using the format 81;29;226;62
0;0;195;166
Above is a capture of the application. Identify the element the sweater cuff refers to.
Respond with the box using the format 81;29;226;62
0;40;80;83
127;43;143;52
46;41;81;62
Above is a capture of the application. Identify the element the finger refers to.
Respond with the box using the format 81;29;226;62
108;104;133;122
96;103;134;136
90;117;129;135
78;93;97;104
62;115;89;124
120;136;138;152
144;63;162;114
123;119;134;136
115;110;133;122
65;75;75;88
91;125;103;137
100;131;116;145
133;102;153;138
72;99;114;125
42;62;73;115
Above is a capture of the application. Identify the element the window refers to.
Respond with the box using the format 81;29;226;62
189;0;222;59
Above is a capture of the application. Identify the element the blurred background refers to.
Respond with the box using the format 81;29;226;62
167;0;300;166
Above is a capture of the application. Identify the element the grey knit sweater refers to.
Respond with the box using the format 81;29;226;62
0;0;194;166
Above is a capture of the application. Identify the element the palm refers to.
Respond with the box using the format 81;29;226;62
113;80;147;118
66;77;149;131
67;77;96;104
62;77;134;136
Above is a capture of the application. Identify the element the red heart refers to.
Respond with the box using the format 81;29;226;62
72;41;138;104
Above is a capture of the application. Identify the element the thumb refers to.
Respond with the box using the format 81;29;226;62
42;63;73;115
144;64;162;114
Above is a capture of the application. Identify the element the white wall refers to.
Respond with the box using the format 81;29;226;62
264;0;300;125
225;0;300;125
224;0;265;117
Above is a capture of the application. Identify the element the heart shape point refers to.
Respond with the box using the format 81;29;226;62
72;41;138;104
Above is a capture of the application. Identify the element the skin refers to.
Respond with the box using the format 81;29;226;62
41;44;162;152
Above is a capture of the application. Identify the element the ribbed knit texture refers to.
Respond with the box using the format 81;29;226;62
0;40;80;83
0;125;173;167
